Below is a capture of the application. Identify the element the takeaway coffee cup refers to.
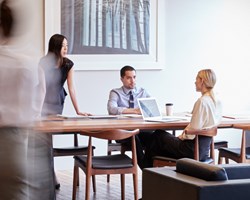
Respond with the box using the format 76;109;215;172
165;103;173;116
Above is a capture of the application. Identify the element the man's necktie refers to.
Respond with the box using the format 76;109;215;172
129;91;134;108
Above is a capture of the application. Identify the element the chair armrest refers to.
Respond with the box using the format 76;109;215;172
176;158;228;181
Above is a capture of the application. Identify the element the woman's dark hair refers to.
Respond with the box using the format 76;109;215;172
47;34;67;67
0;0;14;37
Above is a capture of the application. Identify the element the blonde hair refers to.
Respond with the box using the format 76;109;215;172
198;69;217;103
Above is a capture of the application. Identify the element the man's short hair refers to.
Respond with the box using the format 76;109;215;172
120;65;136;78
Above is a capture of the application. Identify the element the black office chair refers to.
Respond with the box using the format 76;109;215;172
72;129;140;200
53;133;95;189
153;127;217;167
218;130;250;164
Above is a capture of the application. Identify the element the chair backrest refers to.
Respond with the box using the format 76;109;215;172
80;129;140;174
80;129;140;141
185;127;217;161
80;129;140;160
246;130;250;148
239;129;250;163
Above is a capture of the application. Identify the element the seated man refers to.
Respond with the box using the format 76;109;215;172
107;65;152;169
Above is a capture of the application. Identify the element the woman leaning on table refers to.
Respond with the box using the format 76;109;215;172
142;69;222;168
40;33;91;117
40;34;93;189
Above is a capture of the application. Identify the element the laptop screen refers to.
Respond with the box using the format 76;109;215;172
137;98;162;119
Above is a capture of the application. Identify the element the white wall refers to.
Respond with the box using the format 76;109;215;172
33;0;250;169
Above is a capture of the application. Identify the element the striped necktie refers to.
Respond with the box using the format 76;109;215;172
129;91;134;108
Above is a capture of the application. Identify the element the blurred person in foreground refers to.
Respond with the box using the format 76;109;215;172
0;0;54;199
142;69;222;168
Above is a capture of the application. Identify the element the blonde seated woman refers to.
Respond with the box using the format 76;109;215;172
142;69;222;168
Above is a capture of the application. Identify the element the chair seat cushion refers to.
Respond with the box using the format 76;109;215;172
214;140;228;149
53;146;95;156
176;158;228;181
108;143;122;147
74;154;133;169
219;147;250;159
54;145;88;151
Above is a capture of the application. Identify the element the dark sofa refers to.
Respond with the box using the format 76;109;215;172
142;158;250;200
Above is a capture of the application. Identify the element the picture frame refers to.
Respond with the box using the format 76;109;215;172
44;0;165;70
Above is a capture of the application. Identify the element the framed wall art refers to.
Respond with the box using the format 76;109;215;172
44;0;165;70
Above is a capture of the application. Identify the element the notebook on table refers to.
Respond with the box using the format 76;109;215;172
56;114;118;120
137;98;188;122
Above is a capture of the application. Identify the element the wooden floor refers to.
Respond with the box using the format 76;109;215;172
56;169;142;200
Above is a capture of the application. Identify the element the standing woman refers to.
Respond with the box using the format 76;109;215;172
40;34;91;189
40;34;90;116
142;69;222;168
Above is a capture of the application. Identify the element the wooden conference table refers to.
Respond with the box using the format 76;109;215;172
34;116;250;133
233;123;250;131
33;116;250;198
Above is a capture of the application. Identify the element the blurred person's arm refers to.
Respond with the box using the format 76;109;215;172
33;64;46;118
67;68;91;116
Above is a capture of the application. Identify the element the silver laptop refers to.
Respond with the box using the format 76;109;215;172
137;98;186;122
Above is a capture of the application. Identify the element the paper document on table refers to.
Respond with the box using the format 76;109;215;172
40;115;66;121
56;114;89;119
174;112;192;118
223;114;250;120
120;114;143;118
57;114;118;119
89;115;118;119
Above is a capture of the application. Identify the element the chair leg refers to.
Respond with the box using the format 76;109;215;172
107;150;111;183
54;170;60;189
218;149;231;164
121;174;125;200
133;173;138;200
107;175;110;183
75;167;79;187
218;155;223;164
218;154;229;164
72;165;78;200
92;175;96;193
85;173;91;200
